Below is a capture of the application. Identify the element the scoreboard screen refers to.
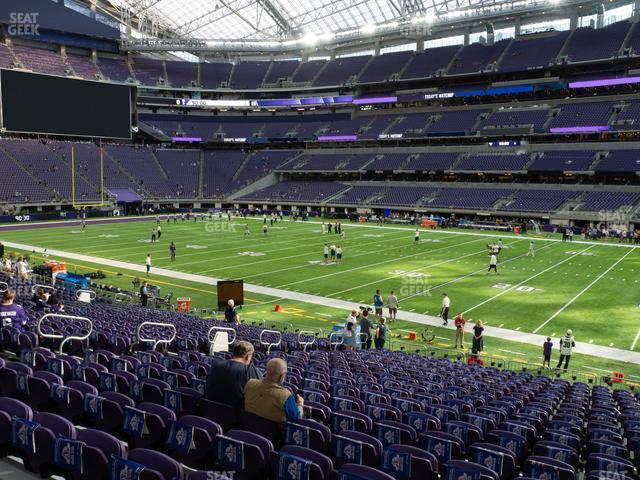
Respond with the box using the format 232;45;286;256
0;69;132;139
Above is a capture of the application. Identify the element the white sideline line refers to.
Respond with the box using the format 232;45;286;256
463;244;596;315
533;248;635;334
632;328;640;352
6;239;640;364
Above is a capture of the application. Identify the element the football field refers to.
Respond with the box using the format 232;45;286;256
2;216;639;377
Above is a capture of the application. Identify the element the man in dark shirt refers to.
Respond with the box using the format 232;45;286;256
205;340;262;408
140;282;149;307
224;299;239;323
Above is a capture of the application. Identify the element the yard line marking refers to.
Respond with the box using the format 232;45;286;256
240;230;455;280
632;328;640;351
463;244;596;316
328;236;491;296
280;235;485;289
582;366;611;373
399;240;554;301
533;247;634;333
499;349;526;356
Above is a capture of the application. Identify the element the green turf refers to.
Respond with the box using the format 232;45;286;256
2;216;640;381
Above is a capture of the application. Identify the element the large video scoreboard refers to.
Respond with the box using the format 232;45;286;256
0;69;133;139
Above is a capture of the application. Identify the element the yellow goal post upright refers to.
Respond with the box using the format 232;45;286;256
71;144;106;209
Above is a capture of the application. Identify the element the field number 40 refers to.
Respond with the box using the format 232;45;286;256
492;283;539;292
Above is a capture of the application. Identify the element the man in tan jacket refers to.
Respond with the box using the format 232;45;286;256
244;358;303;424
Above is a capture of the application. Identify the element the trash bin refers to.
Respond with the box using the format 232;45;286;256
176;297;191;312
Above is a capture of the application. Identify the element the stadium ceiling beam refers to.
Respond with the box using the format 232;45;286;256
292;0;376;31
256;0;294;37
386;0;404;17
173;0;280;39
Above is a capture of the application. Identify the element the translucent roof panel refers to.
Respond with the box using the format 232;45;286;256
106;0;447;41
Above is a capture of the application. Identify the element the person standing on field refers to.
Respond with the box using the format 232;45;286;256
441;293;450;326
556;329;575;370
373;289;384;318
453;313;467;348
488;253;498;273
387;290;398;321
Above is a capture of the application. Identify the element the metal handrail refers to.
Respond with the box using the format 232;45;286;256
0;281;8;293
329;332;344;350
297;331;317;352
259;329;282;354
268;319;294;332
76;289;97;302
137;321;177;351
115;292;133;303
31;283;55;294
208;326;237;355
37;313;93;354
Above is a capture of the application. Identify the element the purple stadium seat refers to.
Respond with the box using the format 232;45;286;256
23;412;76;476
274;446;334;480
586;453;636;477
374;420;417;446
525;456;576;480
0;398;33;452
127;402;176;449
533;440;579;469
169;415;222;468
332;430;382;467
468;443;517;480
27;370;63;410
68;429;128;480
419;431;464;467
199;398;237;431
239;410;282;448
383;444;437;480
338;463;395;480
219;430;274;480
285;419;331;452
445;459;500;480
332;410;373;434
128;448;185;480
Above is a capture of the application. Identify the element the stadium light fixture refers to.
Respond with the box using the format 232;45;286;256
360;24;377;34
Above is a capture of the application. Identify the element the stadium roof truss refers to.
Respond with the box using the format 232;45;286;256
98;0;623;53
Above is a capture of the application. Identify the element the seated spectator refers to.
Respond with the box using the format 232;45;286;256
0;290;28;331
244;358;303;424
0;256;10;274
205;340;262;408
32;288;48;312
46;291;63;312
